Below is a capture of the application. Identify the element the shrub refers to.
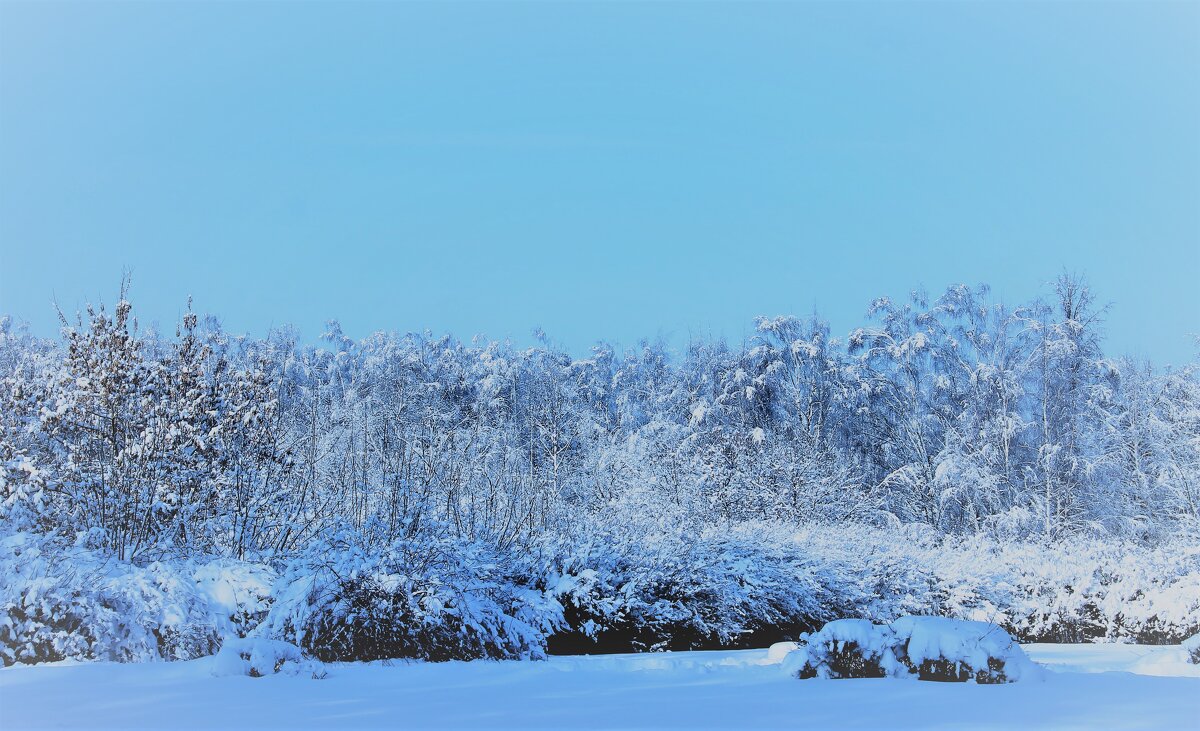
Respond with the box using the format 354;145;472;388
782;616;1039;683
258;524;561;662
0;532;276;665
781;619;900;679
542;524;825;654
212;637;324;678
1183;632;1200;664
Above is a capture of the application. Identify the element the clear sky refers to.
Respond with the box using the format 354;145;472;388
1;1;1197;364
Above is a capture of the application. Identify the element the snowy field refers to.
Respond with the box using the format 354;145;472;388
1;644;1197;731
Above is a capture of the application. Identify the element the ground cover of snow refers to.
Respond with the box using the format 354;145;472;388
1;643;1197;730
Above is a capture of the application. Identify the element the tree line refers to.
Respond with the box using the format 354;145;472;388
2;275;1197;563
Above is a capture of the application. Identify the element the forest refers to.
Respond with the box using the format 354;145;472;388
2;275;1198;666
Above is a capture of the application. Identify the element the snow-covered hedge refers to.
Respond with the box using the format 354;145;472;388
0;532;275;666
540;523;1200;654
258;524;561;662
929;534;1200;644
4;523;1197;666
782;616;1040;683
541;523;826;653
795;525;1200;645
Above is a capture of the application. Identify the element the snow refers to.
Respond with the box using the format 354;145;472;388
1025;642;1200;678
764;640;800;663
2;644;1197;730
192;562;275;622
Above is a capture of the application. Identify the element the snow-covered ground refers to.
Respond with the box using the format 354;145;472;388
1;644;1197;730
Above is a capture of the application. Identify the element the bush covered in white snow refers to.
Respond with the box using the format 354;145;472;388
790;525;1200;645
258;523;561;662
1183;633;1200;664
0;532;276;666
928;534;1200;644
5;522;1198;666
539;523;1200;654
782;616;1040;683
541;523;826;653
211;637;324;678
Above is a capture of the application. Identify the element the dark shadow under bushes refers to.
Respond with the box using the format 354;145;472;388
546;608;816;655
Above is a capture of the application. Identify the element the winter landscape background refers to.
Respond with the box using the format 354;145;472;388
1;276;1199;729
3;1;1199;729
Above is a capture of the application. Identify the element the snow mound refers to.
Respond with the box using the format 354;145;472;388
1183;632;1200;664
765;640;802;664
782;616;1040;683
212;638;324;679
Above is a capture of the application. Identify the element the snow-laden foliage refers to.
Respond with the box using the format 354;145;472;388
2;523;1197;665
1182;633;1200;664
782;616;1040;683
932;535;1200;643
789;526;1200;643
0;532;274;666
1;277;1198;664
192;560;277;640
546;524;1200;652
211;637;324;678
258;523;561;662
541;522;826;652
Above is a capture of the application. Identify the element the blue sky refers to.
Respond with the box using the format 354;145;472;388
1;1;1197;364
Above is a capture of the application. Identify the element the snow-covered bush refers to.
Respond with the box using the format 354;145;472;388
0;533;191;664
782;619;895;679
889;616;1040;682
1183;633;1200;664
932;534;1200;644
0;532;276;666
193;560;276;640
258;524;561;662
212;638;324;678
782;616;1039;683
543;523;826;653
794;524;941;624
0;534;107;665
540;522;1200;654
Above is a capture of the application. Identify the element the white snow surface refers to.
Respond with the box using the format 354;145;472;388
2;643;1198;730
